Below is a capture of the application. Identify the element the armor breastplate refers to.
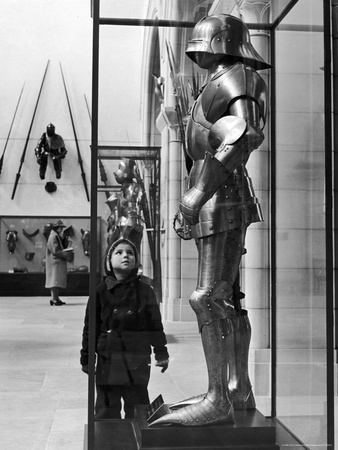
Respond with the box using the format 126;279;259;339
45;133;65;151
186;63;267;162
185;63;267;238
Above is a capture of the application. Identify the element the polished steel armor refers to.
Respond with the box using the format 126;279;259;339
152;14;270;427
106;158;145;253
186;14;271;71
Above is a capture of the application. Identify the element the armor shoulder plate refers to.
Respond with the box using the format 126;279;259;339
51;134;65;149
201;63;268;125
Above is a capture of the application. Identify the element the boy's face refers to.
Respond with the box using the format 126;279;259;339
110;243;136;279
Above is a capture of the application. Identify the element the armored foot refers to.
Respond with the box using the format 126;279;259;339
169;394;205;410
149;396;234;427
170;388;255;411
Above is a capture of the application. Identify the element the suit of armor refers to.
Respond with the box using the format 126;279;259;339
35;124;67;179
151;14;271;427
106;159;145;253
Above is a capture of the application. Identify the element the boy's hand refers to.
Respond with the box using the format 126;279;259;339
155;359;169;373
81;365;89;374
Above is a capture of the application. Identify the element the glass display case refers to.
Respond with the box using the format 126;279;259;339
86;1;335;449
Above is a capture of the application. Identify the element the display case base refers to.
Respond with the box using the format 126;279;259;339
0;272;95;296
133;405;280;450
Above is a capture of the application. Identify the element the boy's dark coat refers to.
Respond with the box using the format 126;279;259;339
81;270;168;385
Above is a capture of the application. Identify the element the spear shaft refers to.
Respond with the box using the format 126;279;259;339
60;62;90;201
0;82;25;176
12;61;50;199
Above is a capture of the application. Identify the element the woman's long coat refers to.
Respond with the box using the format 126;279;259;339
45;229;69;289
80;271;169;385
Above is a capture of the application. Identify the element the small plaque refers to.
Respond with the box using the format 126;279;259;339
145;395;170;424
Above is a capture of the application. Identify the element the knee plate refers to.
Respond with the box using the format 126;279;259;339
189;280;236;330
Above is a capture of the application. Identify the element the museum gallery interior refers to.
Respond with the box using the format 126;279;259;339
0;1;337;449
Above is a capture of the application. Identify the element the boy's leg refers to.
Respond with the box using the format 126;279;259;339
95;385;122;419
123;361;150;418
123;385;150;419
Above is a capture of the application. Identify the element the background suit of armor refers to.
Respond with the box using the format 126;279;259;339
35;132;67;179
106;160;145;253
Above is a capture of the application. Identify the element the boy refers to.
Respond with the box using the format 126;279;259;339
80;238;169;419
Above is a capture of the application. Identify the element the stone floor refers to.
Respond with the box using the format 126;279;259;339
0;296;210;450
0;296;333;449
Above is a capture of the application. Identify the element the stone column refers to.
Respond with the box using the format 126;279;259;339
156;107;183;320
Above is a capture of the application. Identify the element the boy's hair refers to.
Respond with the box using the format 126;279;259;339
104;238;139;276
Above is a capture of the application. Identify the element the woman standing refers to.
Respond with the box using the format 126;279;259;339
45;219;73;306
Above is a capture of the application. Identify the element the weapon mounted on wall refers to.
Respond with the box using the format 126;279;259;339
0;82;25;176
60;62;90;201
12;61;50;199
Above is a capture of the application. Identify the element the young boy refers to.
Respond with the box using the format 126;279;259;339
80;238;169;419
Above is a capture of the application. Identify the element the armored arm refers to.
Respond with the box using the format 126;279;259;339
53;147;67;160
209;97;264;172
34;134;46;164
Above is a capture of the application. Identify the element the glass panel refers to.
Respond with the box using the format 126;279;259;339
91;0;281;441
275;0;326;447
93;0;274;438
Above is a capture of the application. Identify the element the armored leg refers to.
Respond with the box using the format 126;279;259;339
39;154;48;180
170;312;255;412
151;229;254;426
150;285;236;426
53;158;62;179
229;310;255;409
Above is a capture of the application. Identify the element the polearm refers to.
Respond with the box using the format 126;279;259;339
12;60;50;199
134;164;156;262
60;62;90;201
0;82;25;176
84;94;110;199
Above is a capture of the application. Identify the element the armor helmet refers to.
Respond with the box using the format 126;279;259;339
186;14;271;70
46;123;55;137
114;158;138;184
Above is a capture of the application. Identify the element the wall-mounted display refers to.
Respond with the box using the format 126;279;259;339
0;216;101;296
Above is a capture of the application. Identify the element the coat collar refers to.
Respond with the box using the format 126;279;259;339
105;268;139;291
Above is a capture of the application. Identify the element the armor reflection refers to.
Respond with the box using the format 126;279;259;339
106;158;145;254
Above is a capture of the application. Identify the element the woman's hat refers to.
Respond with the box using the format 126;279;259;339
52;219;66;229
